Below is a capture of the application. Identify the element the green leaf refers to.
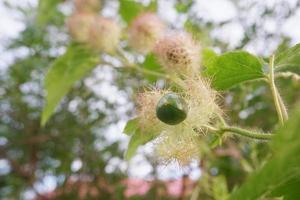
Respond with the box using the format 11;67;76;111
125;129;157;160
205;51;265;90
209;134;222;149
229;106;300;200
123;118;139;136
119;0;144;23
275;43;300;69
41;44;99;126
142;53;164;82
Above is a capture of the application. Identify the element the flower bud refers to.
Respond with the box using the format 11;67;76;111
67;13;95;43
75;0;101;14
154;32;201;76
88;17;121;53
128;13;165;53
135;76;220;165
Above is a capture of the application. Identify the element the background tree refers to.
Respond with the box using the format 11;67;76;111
1;0;300;199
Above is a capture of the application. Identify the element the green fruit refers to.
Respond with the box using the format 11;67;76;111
156;93;188;125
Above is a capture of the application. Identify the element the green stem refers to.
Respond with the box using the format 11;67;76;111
216;113;227;126
130;65;169;79
220;126;273;140
277;90;289;121
268;55;285;125
116;48;170;80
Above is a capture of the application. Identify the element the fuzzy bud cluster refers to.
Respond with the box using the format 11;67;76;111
128;13;166;53
66;1;120;53
154;32;201;76
136;77;220;165
75;0;101;14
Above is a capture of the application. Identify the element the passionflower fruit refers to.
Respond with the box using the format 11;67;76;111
156;93;188;125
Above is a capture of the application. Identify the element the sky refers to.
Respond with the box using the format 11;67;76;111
0;0;300;198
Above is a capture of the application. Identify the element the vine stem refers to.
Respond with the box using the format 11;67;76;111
203;125;273;140
267;55;288;125
220;126;273;140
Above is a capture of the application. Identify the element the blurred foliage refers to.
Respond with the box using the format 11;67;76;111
1;0;300;200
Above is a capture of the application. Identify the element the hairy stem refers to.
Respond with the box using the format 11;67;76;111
203;124;273;140
277;91;289;121
220;126;273;140
275;71;300;81
268;55;286;125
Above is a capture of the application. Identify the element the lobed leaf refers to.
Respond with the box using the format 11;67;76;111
125;129;157;160
119;0;144;24
275;43;300;69
123;118;139;136
119;0;158;24
205;51;265;90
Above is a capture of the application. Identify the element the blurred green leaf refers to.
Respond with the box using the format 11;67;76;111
119;0;144;23
41;44;99;126
212;176;230;200
185;20;211;45
275;43;300;69
202;48;217;68
230;106;300;200
125;129;157;160
37;0;62;27
123;118;139;136
205;51;265;90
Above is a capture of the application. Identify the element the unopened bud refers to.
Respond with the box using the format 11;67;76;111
128;13;165;53
67;13;95;43
88;17;121;53
154;32;201;75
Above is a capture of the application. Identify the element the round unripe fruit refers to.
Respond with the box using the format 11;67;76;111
156;93;188;125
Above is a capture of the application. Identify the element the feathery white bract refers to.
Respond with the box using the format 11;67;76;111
136;77;220;165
